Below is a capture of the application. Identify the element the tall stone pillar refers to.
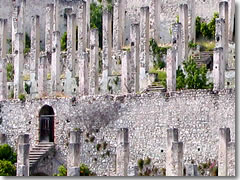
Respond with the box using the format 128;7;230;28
30;15;40;96
228;0;235;42
219;1;228;67
53;0;60;32
65;9;77;96
67;130;81;176
121;51;132;94
139;7;150;92
0;19;7;59
218;128;231;176
85;0;91;49
79;52;89;96
166;128;183;176
51;31;61;95
12;0;26;52
89;29;99;95
172;23;182;68
77;0;87;55
0;58;7;100
45;4;54;54
116;128;129;176
102;9;113;93
113;0;124;52
38;53;48;97
17;134;30;176
0;133;6;144
188;0;196;43
130;23;140;93
13;33;24;99
179;4;188;62
213;47;225;91
149;0;159;42
166;48;176;92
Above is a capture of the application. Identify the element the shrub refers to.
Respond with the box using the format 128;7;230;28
6;63;14;82
0;144;17;164
53;165;67;176
188;41;197;49
24;33;31;55
61;32;67;51
0;160;16;176
80;163;96;176
144;157;151;165
18;94;26;102
7;39;12;54
137;159;144;171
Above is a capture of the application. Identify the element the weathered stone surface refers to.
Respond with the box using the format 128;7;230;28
67;167;80;176
0;58;7;100
213;47;225;91
167;48;176;92
0;19;7;59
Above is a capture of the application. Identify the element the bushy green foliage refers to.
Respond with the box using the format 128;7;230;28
80;163;96;176
0;144;17;176
61;32;67;51
18;93;26;102
137;159;144;171
177;57;213;90
195;13;219;40
7;63;14;82
188;40;197;49
149;38;168;70
0;144;17;164
53;165;67;176
0;160;16;176
90;3;103;48
24;33;31;55
149;68;166;88
7;39;12;54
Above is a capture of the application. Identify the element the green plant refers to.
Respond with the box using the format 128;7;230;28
7;39;12;54
18;94;26;102
10;90;14;99
196;16;201;39
149;38;168;70
176;15;179;23
6;63;14;82
90;3;103;48
0;160;16;176
0;144;17;164
24;33;31;54
53;165;67;176
144;157;151;165
188;41;197;49
61;32;67;51
137;159;144;171
149;68;166;88
80;163;96;176
24;83;31;94
176;67;186;90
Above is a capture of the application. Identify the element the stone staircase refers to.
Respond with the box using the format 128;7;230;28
29;142;54;168
193;51;213;69
144;85;166;93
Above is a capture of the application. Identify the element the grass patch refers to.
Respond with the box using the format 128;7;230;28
196;38;215;52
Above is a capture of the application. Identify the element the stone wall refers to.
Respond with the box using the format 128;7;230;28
0;0;221;46
0;89;235;175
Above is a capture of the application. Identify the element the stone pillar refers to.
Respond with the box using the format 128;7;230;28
218;128;231;176
45;4;54;54
65;9;77;96
67;130;81;176
139;7;150;92
89;29;99;95
213;47;225;91
172;23;182;68
113;0;123;52
149;0;159;42
130;23;140;93
116;128;129;176
188;0;196;43
0;19;7;59
12;0;26;52
227;142;235;176
179;4;188;62
121;51;132;94
166;48;177;92
0;133;6;144
166;128;183;176
38;53;48;97
0;58;7;101
30;15;40;96
53;0;60;32
51;31;61;95
228;0;235;42
77;0;87;55
79;52;89;96
186;164;198;176
85;0;91;49
13;33;24;99
219;1;228;66
102;9;113;93
17;134;30;176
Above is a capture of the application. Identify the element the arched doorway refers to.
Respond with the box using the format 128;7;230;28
39;105;54;142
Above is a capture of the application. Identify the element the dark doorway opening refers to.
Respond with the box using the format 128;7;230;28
39;105;54;142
